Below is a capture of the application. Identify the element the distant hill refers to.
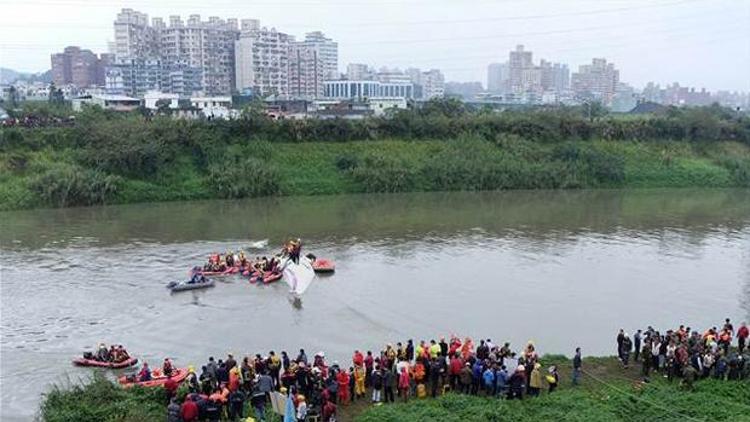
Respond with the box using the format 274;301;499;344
0;68;52;84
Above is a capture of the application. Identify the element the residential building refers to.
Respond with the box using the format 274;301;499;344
611;83;637;112
112;9;238;95
156;14;239;95
508;45;534;94
346;63;373;80
286;31;338;100
539;60;569;92
113;8;158;60
571;58;619;105
235;21;291;98
419;69;445;99
487;62;509;93
105;59;163;96
288;41;325;100
51;46;108;88
299;31;338;79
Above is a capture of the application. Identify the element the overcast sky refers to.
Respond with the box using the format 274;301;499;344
1;0;748;91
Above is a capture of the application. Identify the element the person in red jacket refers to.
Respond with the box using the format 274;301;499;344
352;350;364;368
336;369;350;405
180;396;199;422
738;322;749;353
322;399;337;422
164;374;179;401
449;354;463;391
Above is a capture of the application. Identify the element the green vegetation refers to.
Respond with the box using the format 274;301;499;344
40;374;166;422
357;380;750;422
2;101;750;210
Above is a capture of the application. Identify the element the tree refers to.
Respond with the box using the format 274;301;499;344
582;101;608;122
6;85;19;109
47;82;65;106
419;97;467;118
155;98;172;114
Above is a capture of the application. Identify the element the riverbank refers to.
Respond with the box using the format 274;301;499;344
2;104;750;211
40;355;749;422
353;355;750;421
2;136;750;211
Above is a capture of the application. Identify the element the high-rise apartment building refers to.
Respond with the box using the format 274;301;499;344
346;63;373;80
571;58;619;104
508;45;534;93
113;9;158;60
51;46;109;88
234;21;292;97
288;42;324;100
539;60;569;92
110;9;238;96
487;62;509;93
157;14;239;95
299;31;338;80
287;31;338;99
418;69;445;99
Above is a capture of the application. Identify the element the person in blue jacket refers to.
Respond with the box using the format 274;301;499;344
482;365;496;396
495;365;509;398
472;360;483;394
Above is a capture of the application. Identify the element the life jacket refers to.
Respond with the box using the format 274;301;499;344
413;363;425;381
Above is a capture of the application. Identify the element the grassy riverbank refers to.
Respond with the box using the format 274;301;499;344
353;355;750;422
39;356;750;422
2;103;750;211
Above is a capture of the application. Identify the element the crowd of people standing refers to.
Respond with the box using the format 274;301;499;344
616;319;749;389
159;318;748;421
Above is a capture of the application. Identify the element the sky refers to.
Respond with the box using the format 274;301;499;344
0;0;748;91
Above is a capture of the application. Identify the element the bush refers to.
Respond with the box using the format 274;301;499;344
335;153;360;171
75;119;176;177
553;143;625;185
29;163;120;207
40;374;166;422
349;152;418;193
207;157;280;198
717;157;750;186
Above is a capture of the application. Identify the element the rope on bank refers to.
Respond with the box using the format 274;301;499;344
581;368;705;422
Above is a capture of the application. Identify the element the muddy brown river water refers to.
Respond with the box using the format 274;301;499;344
2;189;749;420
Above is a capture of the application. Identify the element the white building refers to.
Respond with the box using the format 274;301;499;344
420;69;445;99
368;97;407;116
143;91;179;109
287;31;338;100
323;80;414;99
235;21;291;98
71;94;141;111
190;96;237;119
299;31;338;80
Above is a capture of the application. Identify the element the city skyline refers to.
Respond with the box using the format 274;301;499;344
1;0;748;92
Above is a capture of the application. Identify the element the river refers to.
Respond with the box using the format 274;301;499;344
1;189;749;420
